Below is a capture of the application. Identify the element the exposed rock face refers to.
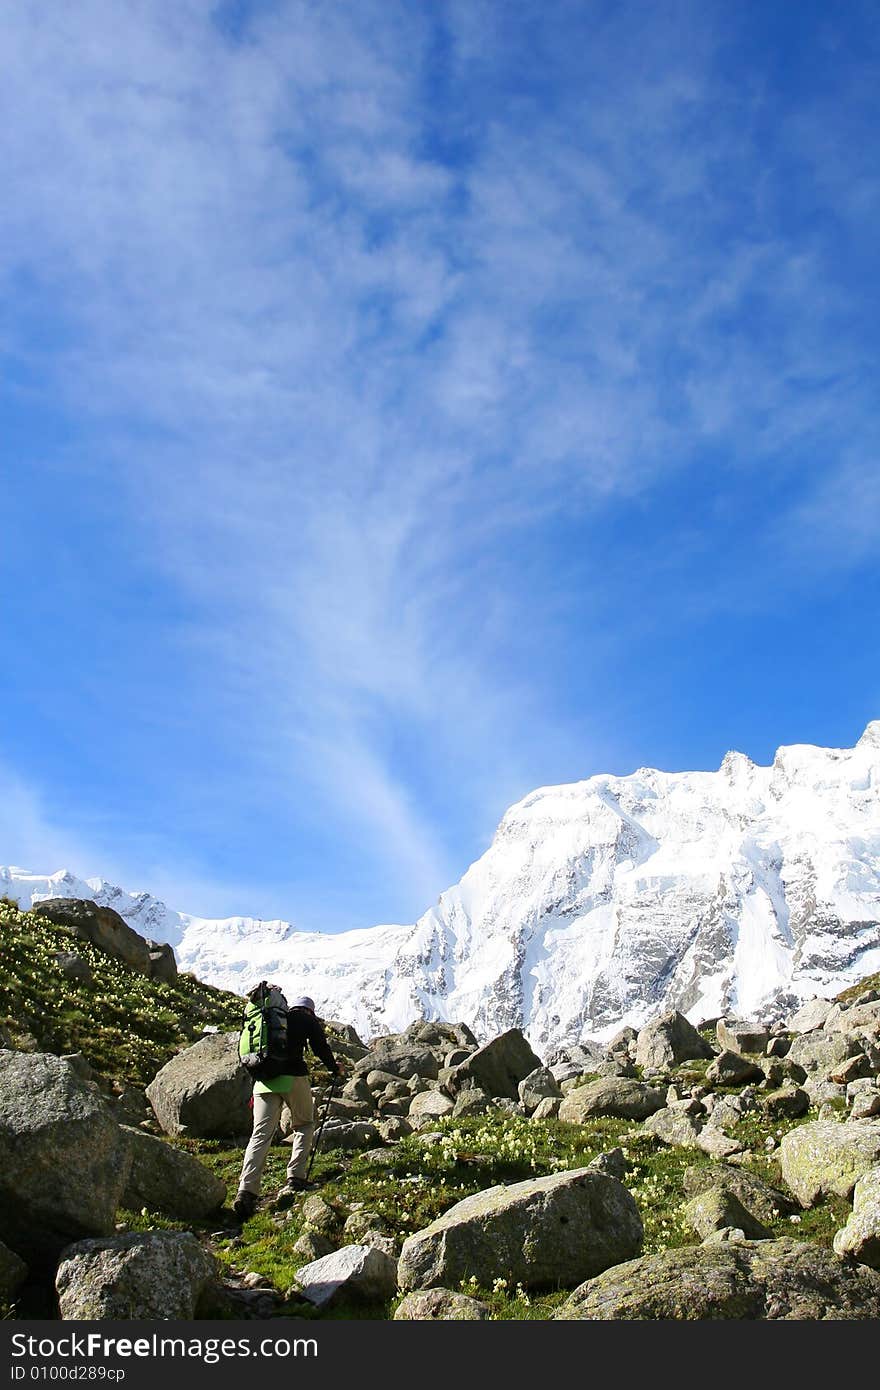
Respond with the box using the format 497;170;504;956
317;1120;380;1152
787;1032;863;1074
397;1168;642;1292
294;1245;398;1309
0;1052;131;1265
446;1030;543;1100
394;1289;491;1320
32;899;152;976
833;1166;880;1268
354;1047;439;1081
53;952;94;986
120;1127;227;1219
55;1232;218;1320
557;1239;880;1319
778;1119;880;1205
145;1033;252;1138
642;1107;704;1149
635;1012;714;1071
558;1077;665;1123
790;998;835;1033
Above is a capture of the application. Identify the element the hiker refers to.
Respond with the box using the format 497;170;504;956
233;993;343;1220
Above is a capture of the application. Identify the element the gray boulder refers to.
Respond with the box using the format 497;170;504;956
401;1020;478;1050
706;1050;764;1086
446;1030;543;1101
790;998;835;1033
518;1067;562;1114
531;1096;561;1120
682;1164;798;1224
824;1000;880;1035
0;1239;28;1300
678;1156;795;1223
642;1106;704;1149
451;1090;495;1119
56;1231;218;1320
779;1119;880;1205
0;1051;131;1265
408;1090;454;1122
762;1086;810;1120
558;1076;665;1124
146;940;178;984
146;1033;252;1138
682;1188;771;1242
556;1239;880;1319
32;898;151;976
355;1048;439;1081
397;1168;642;1292
635;1012;714;1072
786;1031;863;1075
317;1120;380;1152
120;1126;227;1219
394;1289;491;1320
292;1230;335;1263
716;1020;771;1055
294;1245;398;1309
53;952;94;986
833;1166;880;1267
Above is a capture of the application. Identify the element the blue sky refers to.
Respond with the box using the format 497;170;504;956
1;1;878;930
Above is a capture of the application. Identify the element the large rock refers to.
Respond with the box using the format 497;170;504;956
715;1020;770;1055
145;1033;252;1138
394;1289;491;1320
778;1119;880;1206
682;1188;771;1242
446;1030;543;1102
558;1077;665;1124
789;998;835;1033
518;1067;562;1114
146;940;178;984
317;1119;380;1152
32;898;151;976
401;1020;478;1051
635;1012;714;1072
786;1031;863;1075
556;1239;880;1319
824;1000;880;1035
682;1163;798;1224
0;1051;131;1265
706;1050;764;1086
397;1168;642;1292
833;1166;880;1268
0;1239;28;1300
56;1231;218;1320
294;1245;398;1309
120;1127;227;1219
642;1106;703;1149
354;1048;439;1081
408;1090;454;1122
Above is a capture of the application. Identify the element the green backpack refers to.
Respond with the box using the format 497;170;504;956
238;981;290;1081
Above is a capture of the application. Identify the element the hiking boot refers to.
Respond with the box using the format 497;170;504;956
274;1178;315;1208
232;1190;259;1221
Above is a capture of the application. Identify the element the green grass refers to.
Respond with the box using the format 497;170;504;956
0;900;243;1088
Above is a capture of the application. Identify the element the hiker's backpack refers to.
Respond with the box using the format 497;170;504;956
238;981;290;1081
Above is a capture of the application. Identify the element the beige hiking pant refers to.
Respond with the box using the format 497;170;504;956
238;1075;315;1194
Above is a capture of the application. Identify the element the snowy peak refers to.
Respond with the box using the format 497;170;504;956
2;723;878;1053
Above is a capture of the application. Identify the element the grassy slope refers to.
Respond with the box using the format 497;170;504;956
0;899;868;1319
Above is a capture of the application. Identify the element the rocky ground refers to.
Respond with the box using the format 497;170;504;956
2;896;880;1320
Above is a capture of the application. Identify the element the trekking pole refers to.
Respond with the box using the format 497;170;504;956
306;1075;338;1181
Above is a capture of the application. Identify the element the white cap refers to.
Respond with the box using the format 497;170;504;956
290;995;315;1011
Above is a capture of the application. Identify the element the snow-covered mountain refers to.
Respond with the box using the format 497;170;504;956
4;722;880;1054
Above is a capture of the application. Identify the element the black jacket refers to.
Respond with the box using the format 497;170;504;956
286;1007;339;1077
